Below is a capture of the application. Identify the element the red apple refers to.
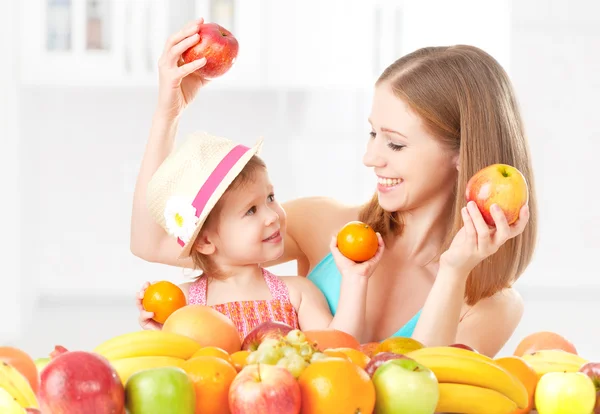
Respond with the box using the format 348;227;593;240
449;343;478;352
241;321;293;351
579;362;600;414
364;352;410;378
465;163;528;227
39;350;125;414
229;364;301;414
181;22;239;79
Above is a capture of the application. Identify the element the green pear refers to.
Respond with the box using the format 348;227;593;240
125;367;195;414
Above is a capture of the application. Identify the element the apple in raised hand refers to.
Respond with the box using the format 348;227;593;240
125;367;195;414
181;22;239;79
364;352;409;378
579;362;600;414
535;372;596;414
465;163;528;227
241;321;293;351
229;364;301;414
372;357;439;414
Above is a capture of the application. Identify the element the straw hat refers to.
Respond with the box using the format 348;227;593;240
147;131;264;258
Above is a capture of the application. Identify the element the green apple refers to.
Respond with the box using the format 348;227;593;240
34;357;50;373
535;372;596;414
372;357;439;414
125;367;195;414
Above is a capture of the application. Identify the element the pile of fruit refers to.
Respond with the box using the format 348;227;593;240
0;304;598;414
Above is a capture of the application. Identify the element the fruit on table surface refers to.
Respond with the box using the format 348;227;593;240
38;350;124;414
189;345;233;364
336;220;379;262
494;356;539;414
183;355;237;414
514;330;578;356
241;321;294;351
181;22;239;79
93;330;202;360
407;349;529;409
0;346;39;395
298;358;375;414
110;356;187;385
142;280;187;324
162;304;242;354
449;343;478;352
0;386;28;414
228;364;301;414
579;362;600;414
375;337;424;355
372;357;439;414
436;383;517;414
0;360;39;409
364;352;410;378
359;341;380;358
535;372;596;414
303;328;361;351
465;163;528;227
125;367;195;414
521;349;588;379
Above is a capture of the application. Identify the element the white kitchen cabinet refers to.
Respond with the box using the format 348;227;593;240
18;0;405;90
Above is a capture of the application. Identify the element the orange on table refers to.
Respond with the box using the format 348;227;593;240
336;221;379;262
513;331;577;357
495;356;539;414
190;346;233;365
303;329;361;351
326;347;371;369
323;349;351;362
298;357;375;414
142;280;187;324
183;356;237;414
230;350;250;372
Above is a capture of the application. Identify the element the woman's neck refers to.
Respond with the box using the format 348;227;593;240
393;193;455;264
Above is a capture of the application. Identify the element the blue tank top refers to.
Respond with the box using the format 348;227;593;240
307;252;422;339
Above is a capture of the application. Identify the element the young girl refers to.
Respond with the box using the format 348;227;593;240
135;131;384;342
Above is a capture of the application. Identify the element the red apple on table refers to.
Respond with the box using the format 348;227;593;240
449;343;478;352
229;364;301;414
364;352;410;378
182;22;239;79
241;321;294;351
465;163;528;227
579;362;600;414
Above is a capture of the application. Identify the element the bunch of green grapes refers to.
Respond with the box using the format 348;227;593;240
246;329;328;378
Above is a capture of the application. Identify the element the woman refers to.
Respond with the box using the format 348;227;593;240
130;19;537;357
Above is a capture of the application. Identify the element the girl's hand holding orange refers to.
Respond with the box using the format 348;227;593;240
137;281;187;330
331;221;385;278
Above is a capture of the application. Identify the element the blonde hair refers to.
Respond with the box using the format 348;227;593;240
359;45;538;305
190;155;267;278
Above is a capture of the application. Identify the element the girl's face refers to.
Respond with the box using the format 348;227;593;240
363;83;458;213
200;168;286;267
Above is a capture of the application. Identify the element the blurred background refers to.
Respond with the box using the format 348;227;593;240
1;0;598;361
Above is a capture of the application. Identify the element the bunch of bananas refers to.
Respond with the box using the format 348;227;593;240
93;330;202;385
406;347;529;414
521;349;588;378
0;361;38;413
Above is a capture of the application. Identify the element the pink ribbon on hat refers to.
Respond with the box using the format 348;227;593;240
177;144;251;247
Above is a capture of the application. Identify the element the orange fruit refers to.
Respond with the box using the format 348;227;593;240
298;358;375;414
190;346;233;365
327;348;371;369
162;305;242;354
0;347;39;394
323;349;351;361
142;281;187;324
495;356;538;414
513;331;577;357
303;329;361;351
183;356;237;414
230;350;250;372
336;221;378;262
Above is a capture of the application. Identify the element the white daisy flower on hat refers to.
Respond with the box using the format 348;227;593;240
163;196;199;244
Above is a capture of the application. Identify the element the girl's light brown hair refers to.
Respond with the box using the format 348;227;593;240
359;45;538;306
190;155;267;279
